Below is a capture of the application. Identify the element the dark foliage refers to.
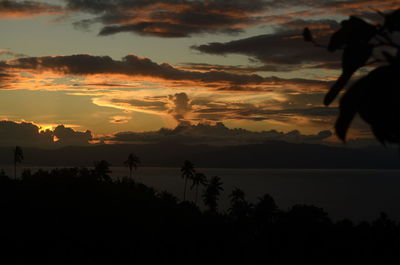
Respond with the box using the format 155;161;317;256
93;159;112;182
228;188;252;221
181;160;195;200
304;9;400;144
202;175;223;212
191;172;207;204
124;153;140;178
14;145;23;179
2;168;400;264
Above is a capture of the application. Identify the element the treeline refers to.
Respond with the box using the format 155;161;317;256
1;166;400;264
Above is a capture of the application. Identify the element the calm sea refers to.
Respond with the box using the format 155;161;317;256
6;166;400;222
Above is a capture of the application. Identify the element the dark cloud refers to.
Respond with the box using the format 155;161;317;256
282;19;339;30
267;0;398;16
189;15;394;71
0;0;62;17
54;125;92;146
0;120;53;146
0;61;15;89
98;22;241;38
178;62;301;73
168;93;192;122
319;0;398;16
103;122;333;146
192;29;339;69
65;0;268;37
3;0;397;39
65;0;397;38
0;120;92;147
193;104;337;123
6;54;330;91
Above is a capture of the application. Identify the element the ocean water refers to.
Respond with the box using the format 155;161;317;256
7;166;400;222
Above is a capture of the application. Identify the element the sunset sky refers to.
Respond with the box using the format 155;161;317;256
0;0;398;146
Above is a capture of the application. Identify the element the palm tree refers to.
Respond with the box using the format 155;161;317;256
93;160;112;182
229;188;245;205
254;193;278;223
124;153;140;178
14;146;23;180
229;188;251;220
202;176;223;212
190;172;207;204
180;160;195;201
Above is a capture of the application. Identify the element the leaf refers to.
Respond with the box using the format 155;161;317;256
324;43;372;105
384;8;400;32
328;16;376;52
356;65;400;144
335;80;362;141
302;27;313;42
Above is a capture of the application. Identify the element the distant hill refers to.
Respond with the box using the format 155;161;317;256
0;140;398;169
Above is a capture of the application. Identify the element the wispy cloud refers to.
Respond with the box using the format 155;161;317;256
2;53;331;92
66;0;269;37
0;1;63;18
0;49;27;58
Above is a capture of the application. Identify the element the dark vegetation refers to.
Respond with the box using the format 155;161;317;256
304;8;400;144
1;163;400;264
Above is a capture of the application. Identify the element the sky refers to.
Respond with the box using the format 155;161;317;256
0;0;398;147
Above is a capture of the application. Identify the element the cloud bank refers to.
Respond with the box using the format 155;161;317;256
103;122;334;146
0;120;92;147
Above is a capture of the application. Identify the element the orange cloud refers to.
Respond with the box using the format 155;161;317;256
109;115;131;124
2;54;331;94
0;53;335;128
0;1;62;18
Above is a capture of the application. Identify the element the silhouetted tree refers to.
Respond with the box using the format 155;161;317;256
93;160;112;182
21;169;32;181
287;204;330;225
303;8;400;144
190;172;207;204
202;176;223;212
13;146;23;179
0;169;9;184
228;188;251;221
158;190;178;205
181;160;195;201
124;153;140;178
254;194;278;223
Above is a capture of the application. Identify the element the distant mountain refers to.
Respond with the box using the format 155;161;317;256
0;140;398;169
